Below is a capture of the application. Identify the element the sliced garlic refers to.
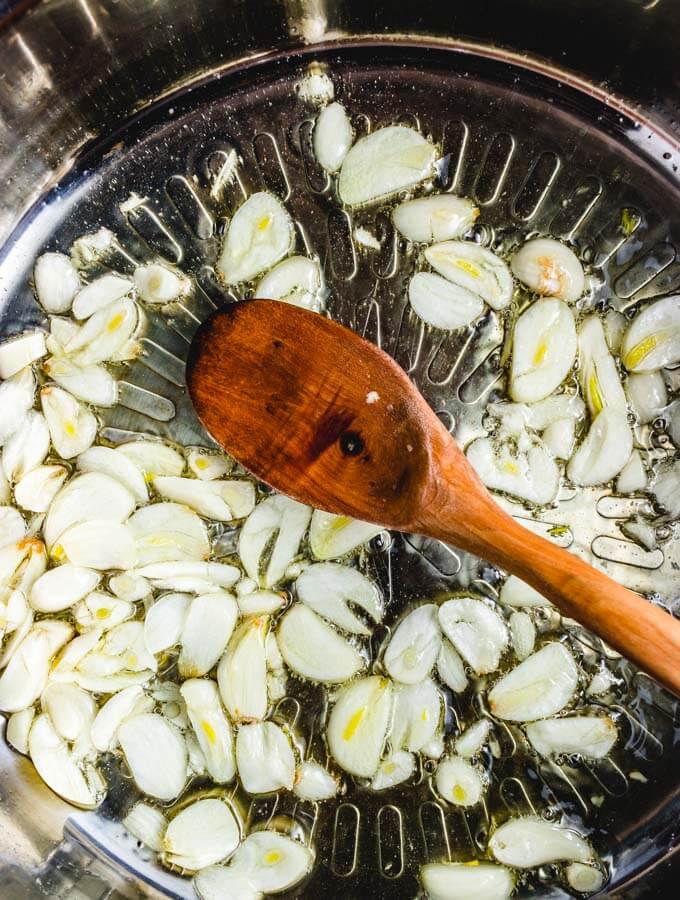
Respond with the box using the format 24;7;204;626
40;386;97;459
509;610;535;661
489;816;591;867
651;461;680;518
69;670;154;693
15;465;68;513
295;561;382;636
164;798;241;871
309;510;382;561
567;408;633;486
616;450;647;494
194;866;262;900
500;575;550;608
179;591;238;677
278;603;363;683
511;238;584;302
371;750;415;791
439;597;508;675
605;308;626;354
187;448;232;481
70;228;117;267
425;241;513;310
109;572;151;602
294;759;338;800
626;371;667;424
327;675;392;777
135;561;239;590
409;272;485;330
389;678;441;752
29;564;100;613
510;298;577;402
313;102;353;173
143;592;191;654
230;831;313;894
6;706;35;754
621;295;680;372
34;252;81;313
0;332;46;379
44;472;135;550
134;263;190;304
217;617;269;722
237;589;285;616
436;639;468;692
0;507;26;550
542;418;577;460
577;315;627;416
153;476;255;522
217;192;294;285
128;502;209;565
526;715;617;758
455;718;492;758
488;642;578;721
118;713;187;800
235;721;295;793
118;440;185;477
41;682;96;742
74;592;134;631
43;356;118;407
421;861;514;900
181;678;235;784
466;435;559;505
338;125;436;207
239;495;311;587
56;520;136;570
2;410;49;482
254;256;322;311
566;862;605;893
51;627;103;674
436;755;485;806
0;367;35;445
29;713;104;808
0;624;65;711
91;685;146;752
393;194;478;244
384;604;441;684
71;273;133;319
77;446;148;504
123;802;167;852
65;298;138;365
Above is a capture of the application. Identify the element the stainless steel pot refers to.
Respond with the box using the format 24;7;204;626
1;1;679;897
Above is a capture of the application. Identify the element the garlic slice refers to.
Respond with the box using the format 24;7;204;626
134;263;190;304
509;610;535;661
65;298;138;365
436;755;485;806
338;125;436;207
15;465;68;513
277;603;364;683
30;564;100;613
28;713;104;808
153;476;255;521
72;273;133;319
577;315;627;416
91;685;146;751
230;831;313;894
43;356;118;407
439;597;508;675
567;408;633;486
51;627;103;674
313;102;353;173
510;298;577;402
70;227;117;267
218;192;294;285
295;561;382;635
393;195;479;244
181;678;236;783
542;417;576;460
0;332;46;379
384;604;441;684
617;450;647;494
40;386;97;459
163;798;241;871
327;675;392;777
566;862;605;893
143;592;191;654
237;589;285;616
74;592;134;631
409;272;485;330
118;440;185;478
455;719;492;758
421;861;514;900
626;371;667;424
651;461;680;518
389;678;442;752
0;367;35;445
179;591;239;677
6;706;35;754
0;507;26;550
371;750;415;791
425;241;513;310
194;866;262;900
466;435;559;506
621;295;680;372
56;520;136;570
44;472;135;550
135;561;240;589
309;510;382;561
294;759;338;800
128;502;210;565
34;252;81;313
123;802;167;852
489;816;591;867
217;617;269;722
511;238;584;302
118;713;188;800
436;639;468;692
235;721;295;793
239;495;311;587
254;256;322;311
488;642;578;721
187;448;232;481
500;575;551;608
2;410;49;482
109;572;151;602
77;446;148;504
0;623;67;711
41;682;96;742
526;715;617;758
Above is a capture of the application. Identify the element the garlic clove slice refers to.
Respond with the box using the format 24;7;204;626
466;434;560;506
41;682;96;742
29;713;104;808
509;610;536;661
123;802;167;852
217;192;294;285
34;252;81;313
239;495;311;587
436;639;468;693
389;678;442;752
6;706;35;754
163;798;241;871
511;237;584;302
74;591;134;631
143;592;191;654
0;627;54;711
118;713;188;800
128;503;209;565
621;295;680;372
313;102;353;173
393;194;479;244
489;816;592;867
194;866;262;900
134;561;240;589
566;862;606;893
217;617;269;722
327;675;392;777
577;315;627;416
510;298;577;402
651;460;680;519
499;575;551;608
153;476;255;521
43;356;118;407
455;718;492;758
70;227;117;267
65;298;138;365
617;450;648;494
384;604;441;684
409;272;485;330
295;561;383;635
2;410;49;482
425;241;513;310
77;446;148;504
109;572;151;602
56;520;136;570
237;589;286;616
0;367;35;446
134;262;190;304
371;750;415;791
91;685;146;752
71;273;133;319
179;591;239;678
117;439;185;477
187;448;232;481
0;506;26;549
421;862;514;900
41;386;97;459
277;603;364;683
230;831;313;894
235;721;296;793
30;564;100;613
567;408;633;486
488;642;579;722
254;256;322;311
44;472;135;551
526;715;617;758
435;755;485;806
15;465;68;513
338;125;436;207
626;371;667;425
309;510;382;561
180;678;236;784
68;670;154;693
0;331;46;379
541;417;576;460
51;627;103;674
439;597;508;674
294;759;339;801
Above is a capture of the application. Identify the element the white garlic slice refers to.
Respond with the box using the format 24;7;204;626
309;511;383;561
29;564;100;613
626;371;667;424
500;575;551;608
616;450;647;494
338;125;436;207
77;446;148;504
164;798;241;871
134;561;239;589
118;440;185;477
0;537;47;598
218;192;294;285
91;685;146;752
489;816;591;867
56;520;136;570
109;572;151;602
2;587;30;635
41;682;96;742
511;238;584;302
393;194;479;244
436;755;485;806
237;589;285;616
488;642;578;721
567;408;633;486
181;678;235;784
40;386;96;459
15;465;68;513
0;331;46;379
34;252;81;313
541;418;576;460
313;102;353;173
621;295;680;372
651;461;680;518
43;356;118;407
327;675;392;777
179;591;238;677
295;561;382;636
409;272;485;330
371;750;415;791
255;256;322;311
68;670;154;693
509;610;535;661
0;506;26;550
72;273;133;319
44;472;135;550
143;592;190;654
70;228;117;267
566;862;605;893
577;315;627;416
28;713;104;808
278;603;364;683
294;759;338;801
123;802;167;852
128;503;209;565
2;410;49;482
389;678;441;752
194;866;262;900
0;367;35;445
134;263;190;304
102;620;157;672
466;434;559;506
65;298;138;365
526;715;617;759
230;831;313;894
118;713;187;800
153;476;255;521
510;298;577;402
51;627;102;674
74;592;134;631
384;604;441;684
0;624;64;711
436;639;468;692
239;495;311;587
217;617;269;722
236;721;295;793
425;241;513;310
421;861;514;900
187;448;232;481
6;706;35;754
455;718;492;758
439;597;508;675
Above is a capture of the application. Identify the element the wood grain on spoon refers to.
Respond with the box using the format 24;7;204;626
187;299;680;697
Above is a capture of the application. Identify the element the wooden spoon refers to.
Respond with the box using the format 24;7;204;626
187;299;680;696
